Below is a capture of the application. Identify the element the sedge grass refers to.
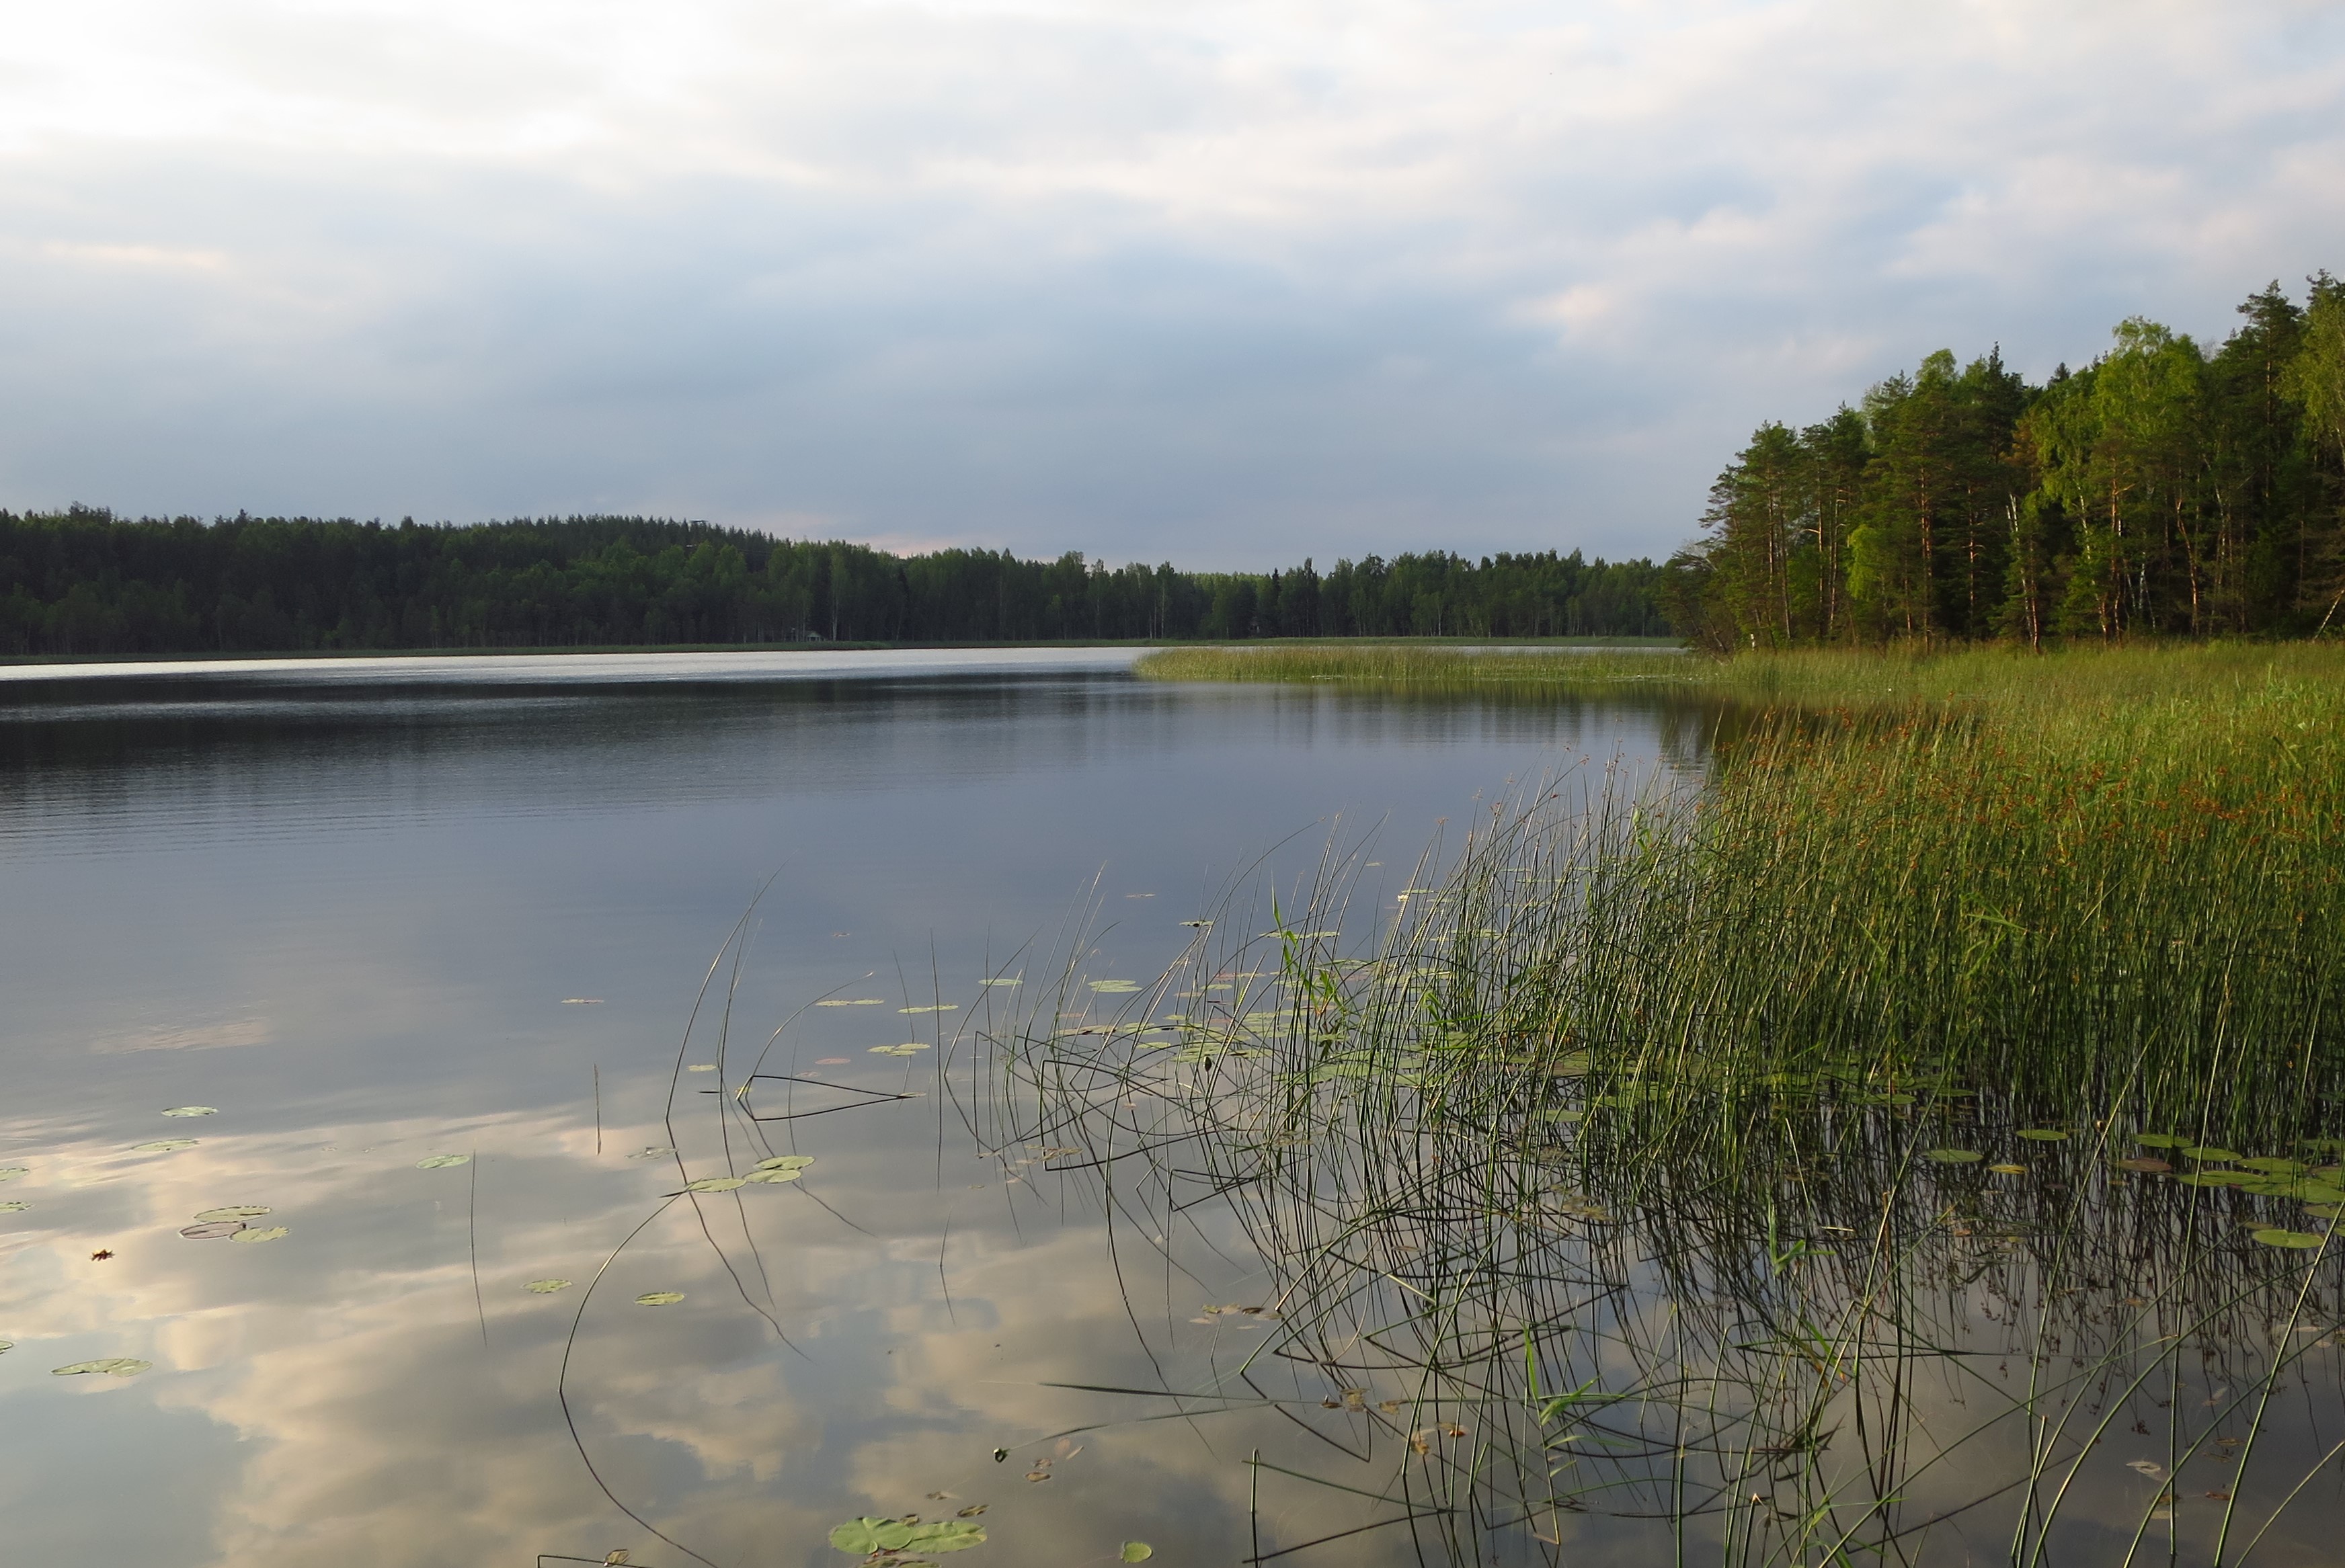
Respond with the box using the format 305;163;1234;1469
1000;644;2345;1564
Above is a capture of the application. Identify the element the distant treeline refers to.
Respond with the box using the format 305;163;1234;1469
0;510;1671;655
1667;276;2345;649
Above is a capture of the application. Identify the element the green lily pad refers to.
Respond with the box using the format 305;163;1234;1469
1987;1163;2026;1175
2240;1157;2309;1174
52;1358;151;1376
814;999;886;1007
980;978;1022;987
180;1220;247;1239
0;1200;28;1213
2183;1147;2241;1161
415;1155;471;1169
525;1278;573;1293
160;1106;218;1118
743;1167;803;1184
1088;981;1143;993
682;1177;746;1192
900;1004;959;1014
2305;1204;2344;1219
194;1205;270;1221
131;1139;198;1153
0;1168;26;1183
1121;1546;1154;1563
2135;1133;2189;1149
229;1226;289;1243
869;1043;931;1056
635;1291;685;1306
2250;1229;2324;1249
828;1518;987;1555
0;1339;11;1354
1924;1149;1983;1163
2176;1171;2247;1187
754;1155;816;1171
2014;1129;2067;1142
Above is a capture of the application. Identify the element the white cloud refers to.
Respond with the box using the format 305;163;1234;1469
0;0;2340;565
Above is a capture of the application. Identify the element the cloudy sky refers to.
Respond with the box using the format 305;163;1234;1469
3;1;2341;567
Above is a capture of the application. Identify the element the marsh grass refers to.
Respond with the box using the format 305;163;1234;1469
1004;643;2345;1564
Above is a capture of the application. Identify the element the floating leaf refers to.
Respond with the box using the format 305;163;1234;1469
0;1200;29;1213
2114;1157;2172;1173
682;1176;747;1192
194;1205;270;1221
870;1043;930;1056
2014;1129;2067;1142
2305;1203;2344;1219
2135;1134;2189;1149
160;1106;218;1118
828;1518;986;1555
2127;1458;2167;1478
229;1226;289;1243
754;1155;816;1171
2184;1147;2241;1162
1988;1163;2026;1175
525;1278;573;1293
815;999;886;1007
52;1358;151;1376
131;1139;198;1153
744;1167;804;1184
0;1339;11;1354
1088;981;1143;993
1180;919;1211;927
180;1221;247;1239
1121;1546;1154;1563
415;1155;471;1169
980;979;1021;987
2176;1171;2248;1187
2251;1229;2323;1249
635;1291;685;1306
2240;1157;2309;1174
685;1064;717;1073
0;1167;26;1183
1924;1149;1982;1164
900;1005;959;1014
627;1147;674;1159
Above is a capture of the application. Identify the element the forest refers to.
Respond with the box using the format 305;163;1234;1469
1664;276;2345;649
0;510;1669;655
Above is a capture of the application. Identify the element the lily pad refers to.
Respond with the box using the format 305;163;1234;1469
980;978;1021;987
194;1205;271;1221
2176;1171;2248;1187
131;1139;198;1153
0;1339;11;1353
635;1291;685;1306
2240;1157;2309;1174
1988;1163;2026;1175
2135;1133;2189;1149
180;1221;247;1239
160;1106;218;1118
2114;1157;2172;1173
1121;1546;1154;1563
828;1518;986;1555
415;1155;471;1169
2184;1147;2241;1161
229;1227;289;1243
52;1358;151;1376
686;1064;717;1073
1924;1149;1983;1164
682;1177;747;1192
755;1155;816;1171
814;999;886;1007
0;1168;26;1183
2250;1229;2324;1249
870;1043;931;1056
900;1005;959;1014
0;1200;28;1213
2014;1129;2067;1142
743;1167;803;1183
525;1278;573;1293
1088;981;1144;993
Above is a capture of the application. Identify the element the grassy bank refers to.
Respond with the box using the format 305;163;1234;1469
1008;640;2345;1562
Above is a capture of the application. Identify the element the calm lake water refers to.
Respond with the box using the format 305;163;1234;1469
0;650;1706;1567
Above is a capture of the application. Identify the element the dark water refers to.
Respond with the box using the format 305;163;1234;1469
0;651;1697;1567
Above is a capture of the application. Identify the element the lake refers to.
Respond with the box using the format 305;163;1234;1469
0;649;1706;1567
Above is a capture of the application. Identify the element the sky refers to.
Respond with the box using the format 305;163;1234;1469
2;1;2342;569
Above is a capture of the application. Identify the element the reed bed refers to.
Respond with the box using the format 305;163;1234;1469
1000;643;2345;1565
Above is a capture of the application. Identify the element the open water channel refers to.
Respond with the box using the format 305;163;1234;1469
0;649;1708;1568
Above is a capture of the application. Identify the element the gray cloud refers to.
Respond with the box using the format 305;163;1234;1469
1;0;2341;567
